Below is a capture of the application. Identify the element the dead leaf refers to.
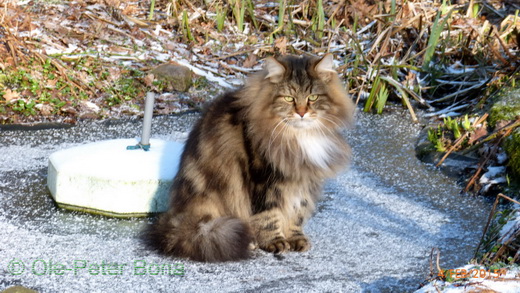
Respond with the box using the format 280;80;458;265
122;5;138;16
46;79;58;89
78;71;89;84
243;54;258;68
274;36;288;55
130;26;146;40
468;127;488;145
105;0;121;8
143;73;155;87
165;42;176;51
107;67;121;82
404;71;417;87
2;89;20;103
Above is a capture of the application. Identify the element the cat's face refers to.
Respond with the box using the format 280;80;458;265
272;85;330;129
265;54;343;130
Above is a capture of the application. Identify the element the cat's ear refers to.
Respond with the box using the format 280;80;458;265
315;53;336;83
264;57;286;83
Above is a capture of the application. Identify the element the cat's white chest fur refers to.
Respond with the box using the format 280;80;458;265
297;133;336;169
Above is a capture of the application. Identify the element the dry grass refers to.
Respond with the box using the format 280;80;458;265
0;0;518;123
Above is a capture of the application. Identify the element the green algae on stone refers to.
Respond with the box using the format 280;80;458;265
504;128;520;180
1;286;38;293
489;87;520;126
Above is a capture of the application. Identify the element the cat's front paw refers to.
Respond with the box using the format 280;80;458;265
287;236;310;252
261;237;290;254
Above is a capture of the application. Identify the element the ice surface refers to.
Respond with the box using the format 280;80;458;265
0;111;492;292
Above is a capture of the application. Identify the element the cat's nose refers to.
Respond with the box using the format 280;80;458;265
296;107;307;118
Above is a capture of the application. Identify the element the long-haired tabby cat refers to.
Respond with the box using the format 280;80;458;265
145;53;355;262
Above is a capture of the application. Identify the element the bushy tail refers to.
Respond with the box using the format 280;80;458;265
144;211;252;262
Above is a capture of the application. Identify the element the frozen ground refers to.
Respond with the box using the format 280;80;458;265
0;110;492;292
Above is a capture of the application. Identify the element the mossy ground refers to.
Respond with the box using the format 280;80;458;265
489;87;520;127
505;128;520;181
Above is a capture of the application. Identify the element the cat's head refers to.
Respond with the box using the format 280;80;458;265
260;54;354;131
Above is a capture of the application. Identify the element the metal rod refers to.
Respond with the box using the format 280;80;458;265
140;92;155;147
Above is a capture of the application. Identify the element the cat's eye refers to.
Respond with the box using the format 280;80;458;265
307;95;319;102
283;96;294;102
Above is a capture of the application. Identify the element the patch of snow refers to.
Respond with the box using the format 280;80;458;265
444;61;477;75
484;166;506;178
497;151;508;164
424;104;469;117
152;52;172;62
415;266;520;293
479;166;507;192
174;58;234;88
499;208;520;244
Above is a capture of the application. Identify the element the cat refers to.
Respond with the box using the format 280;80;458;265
145;53;355;262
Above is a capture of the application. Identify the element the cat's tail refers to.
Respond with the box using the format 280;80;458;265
144;211;252;262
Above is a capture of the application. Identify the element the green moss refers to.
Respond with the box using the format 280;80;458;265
489;88;520;126
504;128;520;180
55;202;156;218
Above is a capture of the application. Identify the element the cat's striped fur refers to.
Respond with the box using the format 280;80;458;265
145;54;355;262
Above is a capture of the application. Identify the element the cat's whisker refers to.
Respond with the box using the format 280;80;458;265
320;115;346;130
315;120;335;137
320;121;336;135
323;114;345;128
281;121;299;160
268;118;288;158
271;122;288;163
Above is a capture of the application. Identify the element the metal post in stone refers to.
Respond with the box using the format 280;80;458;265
140;92;155;149
127;92;155;151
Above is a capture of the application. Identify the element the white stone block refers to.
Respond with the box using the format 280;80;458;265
47;139;183;217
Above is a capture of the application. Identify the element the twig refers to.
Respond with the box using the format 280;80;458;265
493;29;516;61
429;78;490;104
464;120;518;192
462;118;520;155
429;247;442;280
475;193;520;261
207;46;269;61
436;132;470;167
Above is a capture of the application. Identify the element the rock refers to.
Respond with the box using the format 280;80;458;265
420;151;479;178
489;86;520;126
78;101;101;119
151;63;192;92
80;101;100;113
415;126;437;158
78;112;99;119
35;103;54;116
415;126;479;178
489;85;520;182
60;105;77;115
504;128;520;180
1;286;38;293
